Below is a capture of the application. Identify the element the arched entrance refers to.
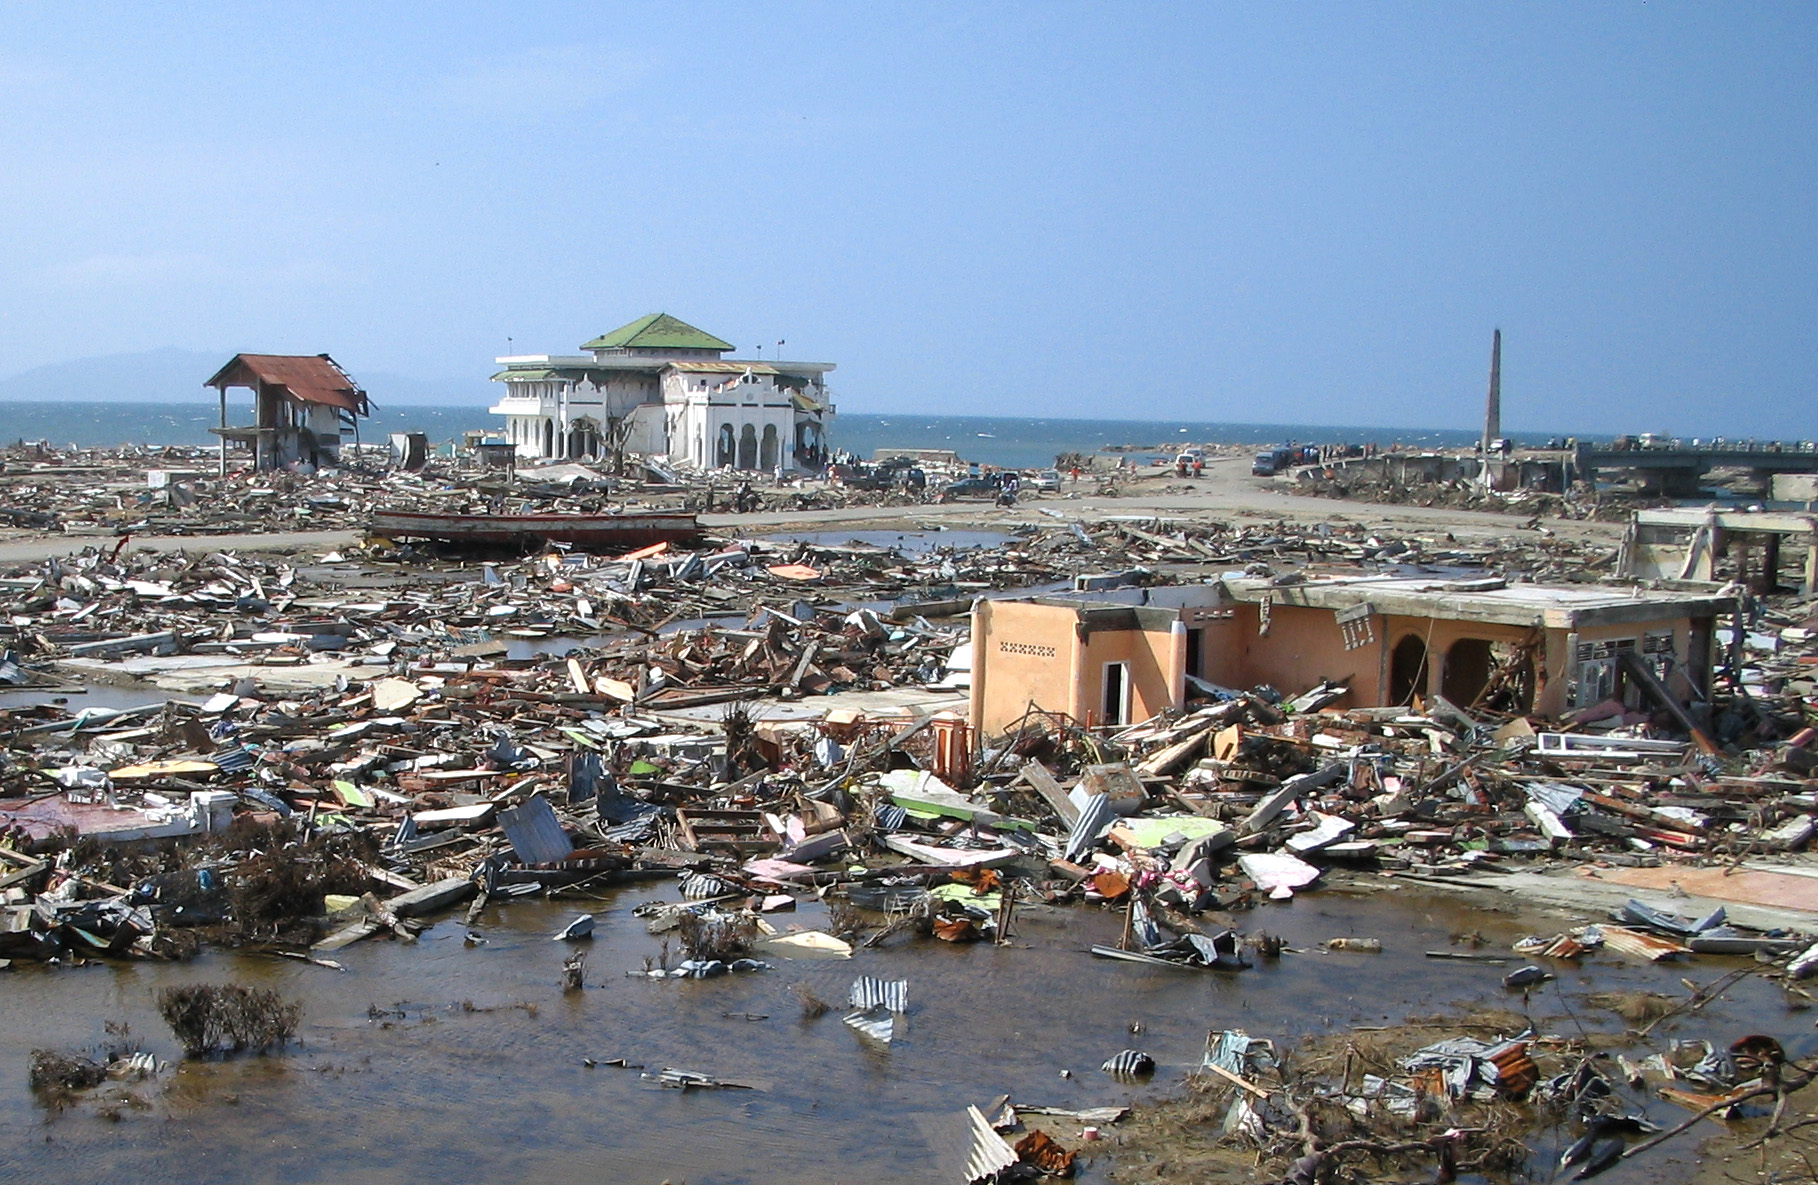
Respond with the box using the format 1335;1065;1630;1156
1389;634;1429;706
1483;641;1536;713
567;418;600;459
1442;638;1494;707
738;424;758;469
541;419;554;458
716;423;736;468
760;424;779;470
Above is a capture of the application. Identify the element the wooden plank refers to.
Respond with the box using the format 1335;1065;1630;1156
0;861;48;891
312;917;381;953
385;875;476;918
1019;760;1078;825
1203;1062;1270;1098
1619;649;1718;755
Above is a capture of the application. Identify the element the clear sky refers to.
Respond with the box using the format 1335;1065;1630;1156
0;2;1812;435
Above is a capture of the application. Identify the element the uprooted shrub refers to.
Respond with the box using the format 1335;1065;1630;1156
228;834;374;936
676;908;760;963
156;983;300;1056
29;1050;107;1092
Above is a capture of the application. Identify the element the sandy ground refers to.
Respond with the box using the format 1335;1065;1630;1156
0;455;1621;565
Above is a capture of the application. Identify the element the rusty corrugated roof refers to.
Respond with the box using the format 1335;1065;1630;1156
205;353;368;413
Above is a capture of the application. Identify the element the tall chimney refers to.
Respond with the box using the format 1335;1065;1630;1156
1482;328;1502;453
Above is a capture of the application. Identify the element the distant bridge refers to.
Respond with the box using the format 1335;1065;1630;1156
1572;440;1818;495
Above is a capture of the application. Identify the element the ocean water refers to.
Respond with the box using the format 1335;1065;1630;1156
0;401;1565;470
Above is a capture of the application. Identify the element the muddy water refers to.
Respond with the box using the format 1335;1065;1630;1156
1;881;1807;1184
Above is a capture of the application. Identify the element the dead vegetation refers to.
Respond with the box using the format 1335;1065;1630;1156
1588;989;1678;1027
790;982;832;1018
225;827;376;937
28;1050;106;1092
675;908;760;963
823;900;868;940
156;983;300;1056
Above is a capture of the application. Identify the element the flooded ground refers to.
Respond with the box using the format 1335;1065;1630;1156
2;879;1806;1184
0;683;174;712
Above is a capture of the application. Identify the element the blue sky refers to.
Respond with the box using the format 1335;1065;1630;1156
0;2;1812;434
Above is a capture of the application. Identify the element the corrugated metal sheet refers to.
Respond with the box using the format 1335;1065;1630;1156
843;1005;895;1044
209;744;254;773
1485;1040;1537;1096
962;1105;1019;1184
681;872;733;899
497;797;574;866
1063;791;1114;861
1601;923;1692;961
1101;1050;1156;1077
205;353;368;412
848;976;908;1012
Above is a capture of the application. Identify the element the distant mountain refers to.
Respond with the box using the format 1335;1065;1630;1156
0;348;494;406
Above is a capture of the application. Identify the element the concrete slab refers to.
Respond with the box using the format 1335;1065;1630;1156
1377;866;1818;933
650;685;966;726
1589;863;1818;915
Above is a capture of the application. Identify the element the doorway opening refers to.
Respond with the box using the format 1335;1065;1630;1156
1390;634;1429;706
1102;662;1131;726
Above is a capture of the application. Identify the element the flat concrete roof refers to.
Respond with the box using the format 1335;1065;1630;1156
1635;507;1818;534
1218;574;1735;629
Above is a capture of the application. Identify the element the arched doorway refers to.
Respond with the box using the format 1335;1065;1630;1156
738;424;758;469
567;418;600;459
1441;638;1494;707
716;424;736;468
1481;641;1536;713
541;419;554;457
1389;634;1429;706
759;424;779;470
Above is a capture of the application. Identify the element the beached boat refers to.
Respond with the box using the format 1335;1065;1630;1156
368;508;700;551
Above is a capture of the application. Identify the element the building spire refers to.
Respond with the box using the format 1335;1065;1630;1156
1482;328;1502;453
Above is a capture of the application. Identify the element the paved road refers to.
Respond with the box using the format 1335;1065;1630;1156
0;456;1619;565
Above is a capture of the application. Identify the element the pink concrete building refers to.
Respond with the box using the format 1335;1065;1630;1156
969;574;1734;738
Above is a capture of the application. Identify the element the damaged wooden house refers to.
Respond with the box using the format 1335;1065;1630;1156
205;353;372;473
968;574;1737;735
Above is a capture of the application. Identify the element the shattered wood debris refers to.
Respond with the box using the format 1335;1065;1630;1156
3;434;1818;1185
0;491;1813;982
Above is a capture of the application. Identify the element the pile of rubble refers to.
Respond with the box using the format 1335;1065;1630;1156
0;440;1117;543
1298;468;1637;521
4;596;1815;967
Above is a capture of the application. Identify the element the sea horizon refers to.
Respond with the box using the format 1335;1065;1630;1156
0;400;1605;470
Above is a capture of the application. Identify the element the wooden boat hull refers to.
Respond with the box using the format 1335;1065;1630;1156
369;509;699;551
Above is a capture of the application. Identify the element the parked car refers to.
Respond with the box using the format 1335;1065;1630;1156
942;474;1003;498
827;462;896;491
1029;469;1063;493
1251;447;1293;476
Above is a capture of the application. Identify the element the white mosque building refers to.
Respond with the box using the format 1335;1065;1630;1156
488;313;835;471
